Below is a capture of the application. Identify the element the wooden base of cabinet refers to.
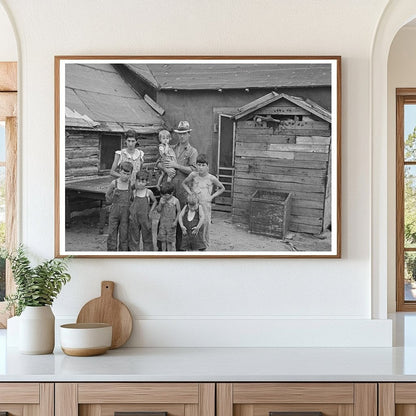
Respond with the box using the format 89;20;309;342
4;381;416;416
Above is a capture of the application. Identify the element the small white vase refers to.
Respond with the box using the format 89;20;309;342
19;306;55;354
6;315;20;347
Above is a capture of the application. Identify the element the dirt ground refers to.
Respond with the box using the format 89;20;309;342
65;209;331;253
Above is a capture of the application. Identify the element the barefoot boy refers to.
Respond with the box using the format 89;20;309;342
178;194;206;251
182;154;225;247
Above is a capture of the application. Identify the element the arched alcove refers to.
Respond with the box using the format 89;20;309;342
371;1;416;319
387;21;416;314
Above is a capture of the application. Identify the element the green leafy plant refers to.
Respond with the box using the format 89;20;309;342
3;246;71;316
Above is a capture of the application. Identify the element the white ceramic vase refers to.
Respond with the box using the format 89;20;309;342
19;305;55;354
6;315;20;347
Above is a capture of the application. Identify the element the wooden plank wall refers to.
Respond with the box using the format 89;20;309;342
65;130;159;181
232;115;330;235
65;132;100;180
141;137;160;167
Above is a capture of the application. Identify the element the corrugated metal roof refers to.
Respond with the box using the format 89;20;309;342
134;63;331;90
234;92;331;123
124;64;160;89
65;107;100;128
65;64;165;131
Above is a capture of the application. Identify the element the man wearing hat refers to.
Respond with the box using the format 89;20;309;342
161;121;198;208
159;121;198;250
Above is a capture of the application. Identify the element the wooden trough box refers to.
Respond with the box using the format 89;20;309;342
249;190;293;239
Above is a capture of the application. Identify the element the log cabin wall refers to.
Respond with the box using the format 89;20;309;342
65;129;159;183
232;99;331;235
65;130;100;181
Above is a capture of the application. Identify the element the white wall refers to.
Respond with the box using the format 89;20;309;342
0;3;16;61
387;26;416;312
0;0;394;347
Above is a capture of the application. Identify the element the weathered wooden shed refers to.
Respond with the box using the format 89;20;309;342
117;63;331;167
65;64;166;182
116;63;332;213
231;92;332;235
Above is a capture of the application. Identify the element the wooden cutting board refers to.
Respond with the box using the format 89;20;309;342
76;281;133;349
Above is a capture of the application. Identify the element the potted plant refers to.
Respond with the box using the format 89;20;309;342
4;246;71;354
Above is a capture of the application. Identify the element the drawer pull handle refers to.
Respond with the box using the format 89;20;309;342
115;412;168;416
270;413;323;416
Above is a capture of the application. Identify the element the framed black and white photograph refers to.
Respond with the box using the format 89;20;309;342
55;56;341;258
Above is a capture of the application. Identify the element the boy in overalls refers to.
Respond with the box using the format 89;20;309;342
129;171;157;251
157;182;181;251
178;194;206;251
106;161;133;251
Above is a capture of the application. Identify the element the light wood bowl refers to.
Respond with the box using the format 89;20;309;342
60;323;112;357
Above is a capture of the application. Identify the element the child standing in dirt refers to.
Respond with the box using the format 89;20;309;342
182;154;225;247
156;130;177;188
178;194;206;251
105;161;133;251
157;182;181;251
129;171;157;251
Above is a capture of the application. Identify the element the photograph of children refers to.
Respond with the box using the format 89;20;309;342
58;57;340;257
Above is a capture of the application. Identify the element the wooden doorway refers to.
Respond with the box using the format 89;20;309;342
213;109;237;212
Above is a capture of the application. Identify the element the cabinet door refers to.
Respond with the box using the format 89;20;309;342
379;383;416;416
0;383;53;415
55;383;215;416
217;383;377;416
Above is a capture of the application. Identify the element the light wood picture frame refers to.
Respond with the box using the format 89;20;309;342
55;56;341;258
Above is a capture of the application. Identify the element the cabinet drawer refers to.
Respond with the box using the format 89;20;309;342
56;383;215;416
78;383;200;404
217;383;376;416
0;383;39;403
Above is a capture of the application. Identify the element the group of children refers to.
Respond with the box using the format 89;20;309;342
105;164;157;251
105;129;225;252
